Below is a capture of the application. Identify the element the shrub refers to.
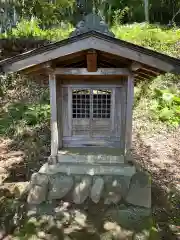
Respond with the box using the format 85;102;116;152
24;104;50;125
151;88;180;126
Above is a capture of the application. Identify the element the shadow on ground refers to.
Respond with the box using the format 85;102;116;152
132;133;180;240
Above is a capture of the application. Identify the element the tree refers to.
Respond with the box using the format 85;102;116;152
144;0;149;22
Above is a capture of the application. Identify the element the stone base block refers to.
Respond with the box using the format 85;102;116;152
27;161;151;210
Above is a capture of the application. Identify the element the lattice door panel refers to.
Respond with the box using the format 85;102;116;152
91;89;112;136
71;88;113;137
72;89;91;136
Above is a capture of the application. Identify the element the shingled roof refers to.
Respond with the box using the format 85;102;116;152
0;30;180;81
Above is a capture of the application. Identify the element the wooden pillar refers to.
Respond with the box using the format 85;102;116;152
56;80;63;149
49;73;59;158
124;73;134;161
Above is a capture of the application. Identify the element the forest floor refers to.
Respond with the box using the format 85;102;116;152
0;121;180;239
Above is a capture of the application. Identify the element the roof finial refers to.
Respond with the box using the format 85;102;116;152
71;1;115;37
76;0;93;16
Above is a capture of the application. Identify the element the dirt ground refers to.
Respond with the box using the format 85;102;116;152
0;121;180;239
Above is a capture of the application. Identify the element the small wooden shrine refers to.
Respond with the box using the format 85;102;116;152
0;14;180;166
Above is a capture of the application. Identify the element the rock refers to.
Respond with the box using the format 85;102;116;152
27;185;47;204
101;226;133;240
90;177;104;203
0;167;8;184
27;203;55;217
103;221;121;231
126;172;151;208
27;172;49;204
103;221;134;239
133;230;150;240
48;175;73;200
0;167;8;174
73;176;92;204
104;192;122;205
0;182;29;198
73;210;87;227
30;173;49;186
14;182;30;197
105;205;151;231
104;176;130;205
100;232;114;240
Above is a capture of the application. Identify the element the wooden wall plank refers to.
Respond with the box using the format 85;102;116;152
49;73;58;156
124;74;134;159
56;80;63;149
62;86;71;137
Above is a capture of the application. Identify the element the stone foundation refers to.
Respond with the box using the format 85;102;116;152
27;163;151;209
27;155;152;238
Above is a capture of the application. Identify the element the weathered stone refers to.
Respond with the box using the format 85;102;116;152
101;226;133;240
39;163;136;176
103;221;121;231
0;167;8;184
48;175;73;200
126;172;151;208
73;210;87;227
104;192;121;205
90;177;104;203
133;230;150;240
31;173;49;186
14;182;30;197
104;177;130;205
0;167;8;174
72;176;92;204
27;203;55;217
0;182;29;199
105;205;151;231
27;185;47;204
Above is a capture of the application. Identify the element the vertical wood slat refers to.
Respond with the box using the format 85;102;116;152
56;80;63;149
49;73;58;156
120;84;127;150
62;87;68;137
68;86;72;136
111;88;115;133
86;50;97;72
124;74;134;159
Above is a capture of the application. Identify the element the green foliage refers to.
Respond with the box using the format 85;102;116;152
15;0;75;28
24;104;50;125
112;23;180;57
2;18;73;40
0;102;50;136
150;87;180;126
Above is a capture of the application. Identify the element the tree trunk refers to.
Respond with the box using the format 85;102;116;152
144;0;149;22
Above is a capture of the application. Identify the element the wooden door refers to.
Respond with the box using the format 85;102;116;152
62;85;125;148
91;89;112;137
71;87;114;140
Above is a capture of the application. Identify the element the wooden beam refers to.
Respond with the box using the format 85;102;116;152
137;71;154;79
54;68;131;75
124;73;134;161
131;61;142;71
141;66;163;75
86;50;97;72
49;73;58;158
89;37;176;73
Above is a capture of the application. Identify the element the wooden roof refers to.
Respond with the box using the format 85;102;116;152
0;31;180;81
